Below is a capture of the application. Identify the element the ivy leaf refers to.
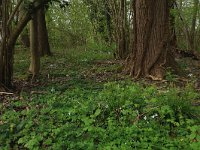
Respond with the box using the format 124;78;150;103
81;117;94;126
91;108;101;118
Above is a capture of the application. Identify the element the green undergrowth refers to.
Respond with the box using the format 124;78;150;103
1;45;199;149
0;82;200;149
14;44;113;82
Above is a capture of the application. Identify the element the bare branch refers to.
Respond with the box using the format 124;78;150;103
7;0;24;26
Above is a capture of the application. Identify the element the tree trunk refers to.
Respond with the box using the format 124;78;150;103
29;13;40;78
126;0;178;80
0;0;13;88
19;30;30;47
18;1;30;48
189;0;199;51
117;0;128;59
169;0;177;50
108;0;129;59
104;0;112;44
37;6;51;56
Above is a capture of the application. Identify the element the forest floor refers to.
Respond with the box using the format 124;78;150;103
10;46;200;96
0;45;200;149
11;46;200;104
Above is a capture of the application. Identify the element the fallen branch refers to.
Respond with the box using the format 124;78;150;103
0;92;14;95
30;91;47;95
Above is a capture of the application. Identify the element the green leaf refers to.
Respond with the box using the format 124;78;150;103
93;108;101;118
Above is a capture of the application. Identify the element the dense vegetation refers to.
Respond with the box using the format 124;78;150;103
0;0;200;149
0;47;199;149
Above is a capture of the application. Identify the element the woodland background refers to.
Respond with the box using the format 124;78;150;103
0;0;200;149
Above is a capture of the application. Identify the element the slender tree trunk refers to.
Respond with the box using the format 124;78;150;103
117;0;127;59
104;0;112;44
126;0;178;80
108;0;129;59
18;1;30;48
189;0;199;51
37;6;51;56
29;13;40;78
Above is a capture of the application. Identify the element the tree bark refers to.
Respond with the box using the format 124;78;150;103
29;13;40;78
108;0;129;59
104;0;112;44
37;6;52;56
169;0;177;50
126;0;178;80
117;0;128;59
189;0;199;51
18;1;30;48
0;0;12;88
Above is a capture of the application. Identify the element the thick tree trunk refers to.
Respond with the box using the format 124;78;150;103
169;0;177;50
37;6;51;56
126;0;178;80
0;0;12;88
